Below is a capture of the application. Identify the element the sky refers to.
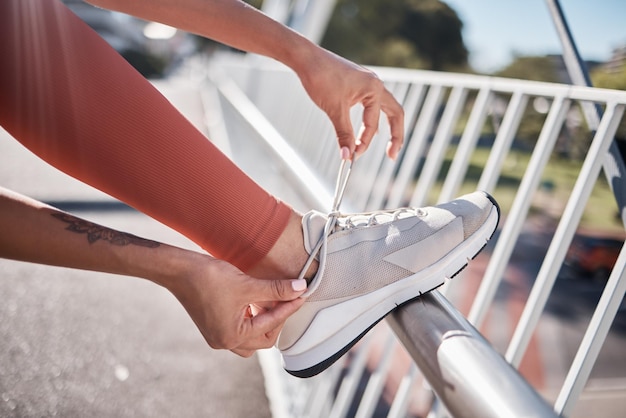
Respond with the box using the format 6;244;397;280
442;0;626;73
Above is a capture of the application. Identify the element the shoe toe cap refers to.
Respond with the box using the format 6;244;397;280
439;191;499;238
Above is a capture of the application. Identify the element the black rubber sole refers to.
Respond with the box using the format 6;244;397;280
285;282;445;378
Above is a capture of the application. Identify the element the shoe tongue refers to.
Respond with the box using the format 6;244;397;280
301;210;328;255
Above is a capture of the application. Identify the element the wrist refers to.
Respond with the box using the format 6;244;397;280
135;245;205;291
270;30;323;75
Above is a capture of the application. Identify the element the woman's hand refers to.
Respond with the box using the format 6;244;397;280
294;48;405;160
166;255;307;357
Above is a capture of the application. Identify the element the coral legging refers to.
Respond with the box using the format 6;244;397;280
0;0;292;272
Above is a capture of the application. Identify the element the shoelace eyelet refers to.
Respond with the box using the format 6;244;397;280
337;207;425;231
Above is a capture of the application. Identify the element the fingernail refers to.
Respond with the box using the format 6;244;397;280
387;142;398;160
340;146;351;160
292;279;307;292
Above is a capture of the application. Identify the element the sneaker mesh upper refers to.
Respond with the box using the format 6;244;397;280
307;220;435;301
304;193;493;301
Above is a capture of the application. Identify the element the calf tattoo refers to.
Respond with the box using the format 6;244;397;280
52;213;160;248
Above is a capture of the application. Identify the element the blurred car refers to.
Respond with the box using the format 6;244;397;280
565;234;624;281
61;0;196;78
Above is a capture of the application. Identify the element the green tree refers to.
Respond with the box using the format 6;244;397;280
592;63;626;139
592;64;626;91
399;0;468;71
494;55;561;82
321;0;468;71
491;56;564;149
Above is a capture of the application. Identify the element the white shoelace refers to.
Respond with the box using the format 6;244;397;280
295;157;429;283
296;157;353;281
338;207;425;229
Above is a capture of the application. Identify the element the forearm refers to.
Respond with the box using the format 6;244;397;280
0;186;309;353
86;0;317;73
85;0;404;158
0;186;200;288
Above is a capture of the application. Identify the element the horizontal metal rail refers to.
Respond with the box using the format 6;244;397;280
387;291;557;418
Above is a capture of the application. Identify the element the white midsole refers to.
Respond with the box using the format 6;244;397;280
282;204;499;372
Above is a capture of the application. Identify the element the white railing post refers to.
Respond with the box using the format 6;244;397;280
438;87;493;204
387;85;445;208
477;91;529;193
555;241;626;417
506;103;626;366
411;86;469;207
468;95;571;328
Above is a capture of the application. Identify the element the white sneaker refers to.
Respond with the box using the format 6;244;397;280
278;191;499;378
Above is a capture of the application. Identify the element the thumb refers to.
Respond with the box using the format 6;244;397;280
253;278;308;303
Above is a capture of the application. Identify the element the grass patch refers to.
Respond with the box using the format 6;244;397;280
428;147;622;231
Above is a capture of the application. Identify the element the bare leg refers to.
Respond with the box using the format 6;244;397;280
247;212;318;281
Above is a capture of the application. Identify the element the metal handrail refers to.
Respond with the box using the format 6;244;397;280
388;291;557;418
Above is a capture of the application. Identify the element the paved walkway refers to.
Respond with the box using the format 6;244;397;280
0;76;305;417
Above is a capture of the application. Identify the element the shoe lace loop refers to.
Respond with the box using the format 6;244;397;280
297;157;353;281
296;158;426;282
